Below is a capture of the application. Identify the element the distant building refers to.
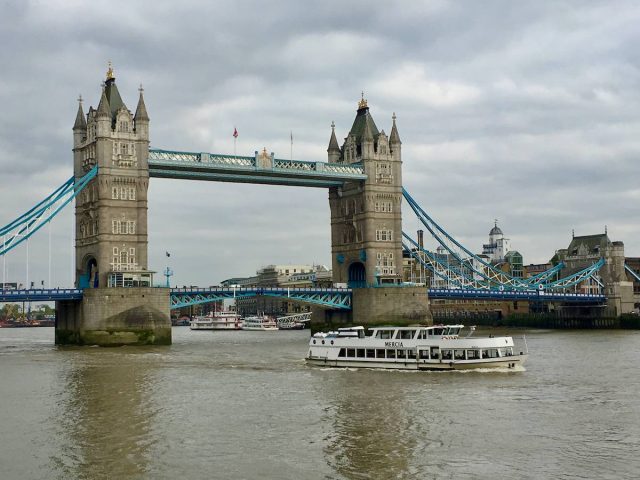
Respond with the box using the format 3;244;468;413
228;264;333;315
482;221;511;263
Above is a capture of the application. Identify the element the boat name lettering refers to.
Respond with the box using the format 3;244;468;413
384;341;404;347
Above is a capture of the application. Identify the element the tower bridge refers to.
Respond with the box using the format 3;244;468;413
0;66;636;345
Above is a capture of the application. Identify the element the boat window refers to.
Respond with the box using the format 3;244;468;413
387;349;396;359
498;348;507;357
398;330;416;340
357;348;365;358
454;349;465;360
338;348;346;357
441;349;452;360
433;328;444;336
466;350;480;360
376;349;386;359
449;327;461;335
347;348;356;358
375;330;392;339
407;349;417;359
430;347;439;359
419;349;429;359
366;349;375;358
506;347;514;356
418;330;427;339
483;349;499;358
397;350;406;359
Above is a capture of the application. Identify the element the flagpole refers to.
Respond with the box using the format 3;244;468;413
290;131;293;160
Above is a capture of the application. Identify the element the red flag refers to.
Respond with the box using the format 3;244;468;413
233;127;238;138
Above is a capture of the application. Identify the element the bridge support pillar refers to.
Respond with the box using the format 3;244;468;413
55;287;171;346
310;286;431;332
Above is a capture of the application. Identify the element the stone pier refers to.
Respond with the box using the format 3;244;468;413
56;287;171;346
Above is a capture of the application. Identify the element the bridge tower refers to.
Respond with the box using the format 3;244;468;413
325;97;431;325
56;65;170;346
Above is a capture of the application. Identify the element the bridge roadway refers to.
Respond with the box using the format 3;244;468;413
148;148;368;188
0;287;606;308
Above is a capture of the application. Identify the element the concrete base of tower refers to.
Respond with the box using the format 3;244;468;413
310;286;432;333
351;286;432;325
55;287;172;346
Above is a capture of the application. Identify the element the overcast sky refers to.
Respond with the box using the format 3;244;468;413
0;0;639;288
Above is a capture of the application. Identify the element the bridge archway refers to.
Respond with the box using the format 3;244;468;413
79;256;98;289
348;262;366;288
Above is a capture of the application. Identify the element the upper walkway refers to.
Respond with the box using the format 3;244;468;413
148;148;367;188
0;286;607;308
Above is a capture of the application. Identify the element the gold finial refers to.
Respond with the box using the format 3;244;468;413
106;61;114;80
358;91;368;109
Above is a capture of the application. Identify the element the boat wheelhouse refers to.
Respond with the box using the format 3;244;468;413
306;324;527;370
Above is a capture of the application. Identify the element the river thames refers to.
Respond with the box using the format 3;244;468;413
1;327;639;479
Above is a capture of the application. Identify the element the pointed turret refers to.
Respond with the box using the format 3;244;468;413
389;112;401;160
134;85;150;141
73;95;87;131
96;86;111;118
73;95;87;148
389;112;401;145
134;85;149;122
327;121;340;163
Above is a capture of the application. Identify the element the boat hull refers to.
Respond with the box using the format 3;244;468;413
306;354;527;371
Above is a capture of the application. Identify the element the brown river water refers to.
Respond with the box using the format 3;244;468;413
1;327;639;479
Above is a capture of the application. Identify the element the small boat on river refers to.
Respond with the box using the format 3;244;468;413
306;324;528;370
190;311;242;330
242;315;278;331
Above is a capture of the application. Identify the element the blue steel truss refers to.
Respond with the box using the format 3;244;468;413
428;288;605;303
0;166;98;256
402;189;605;293
148;148;367;187
0;288;83;303
0;286;606;306
170;287;352;310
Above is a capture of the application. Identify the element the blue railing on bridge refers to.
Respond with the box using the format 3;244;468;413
0;286;606;307
427;288;606;303
0;288;83;303
169;286;353;310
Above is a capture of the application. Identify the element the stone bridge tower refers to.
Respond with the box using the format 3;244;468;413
328;97;403;287
322;97;431;326
72;65;152;288
56;65;170;346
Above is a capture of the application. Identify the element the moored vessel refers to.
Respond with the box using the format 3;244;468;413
242;315;278;331
306;324;528;370
190;311;243;330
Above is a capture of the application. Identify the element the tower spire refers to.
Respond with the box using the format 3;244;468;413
134;84;150;122
389;112;401;145
73;94;87;131
327;121;340;162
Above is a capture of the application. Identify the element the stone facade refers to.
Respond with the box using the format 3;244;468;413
56;287;171;346
58;66;170;346
557;233;635;315
328;98;403;286
72;66;151;288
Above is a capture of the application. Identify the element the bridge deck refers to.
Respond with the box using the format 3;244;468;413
148;148;367;187
0;287;606;306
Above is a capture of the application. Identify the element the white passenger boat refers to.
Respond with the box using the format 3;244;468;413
190;311;243;330
306;324;528;370
242;315;278;331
